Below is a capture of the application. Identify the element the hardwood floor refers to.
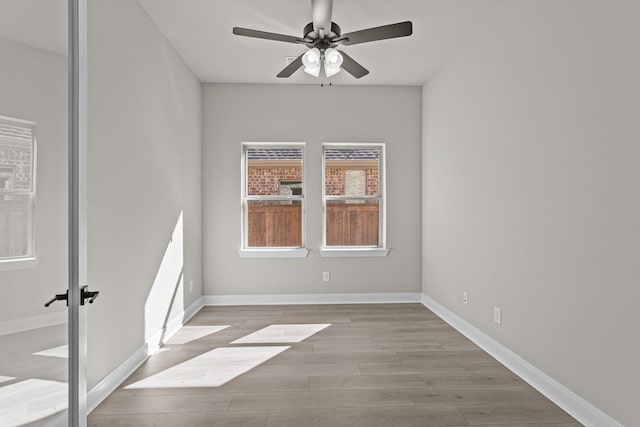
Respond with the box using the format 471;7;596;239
89;304;582;426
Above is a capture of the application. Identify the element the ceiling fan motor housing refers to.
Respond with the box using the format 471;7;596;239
303;21;341;51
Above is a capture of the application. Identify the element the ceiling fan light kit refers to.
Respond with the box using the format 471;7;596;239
323;48;343;77
302;48;321;77
232;0;413;80
302;47;343;78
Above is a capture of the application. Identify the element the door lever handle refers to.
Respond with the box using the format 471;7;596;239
44;291;68;307
85;290;99;304
81;286;100;305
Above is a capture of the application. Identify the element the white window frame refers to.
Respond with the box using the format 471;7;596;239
239;142;308;258
320;142;389;257
0;115;38;270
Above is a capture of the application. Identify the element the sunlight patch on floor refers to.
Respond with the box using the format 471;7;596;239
0;379;67;426
165;325;229;345
231;324;331;344
33;345;68;359
125;346;290;389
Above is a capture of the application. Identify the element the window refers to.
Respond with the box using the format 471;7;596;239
0;116;37;261
322;143;388;257
240;143;307;257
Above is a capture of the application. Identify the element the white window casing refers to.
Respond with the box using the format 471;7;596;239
321;143;389;258
239;142;309;258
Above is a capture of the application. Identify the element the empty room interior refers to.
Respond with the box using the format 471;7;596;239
0;0;638;426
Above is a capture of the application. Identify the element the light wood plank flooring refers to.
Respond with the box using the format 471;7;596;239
89;304;582;426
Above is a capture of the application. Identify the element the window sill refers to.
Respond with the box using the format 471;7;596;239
0;257;39;272
239;248;309;259
319;247;389;258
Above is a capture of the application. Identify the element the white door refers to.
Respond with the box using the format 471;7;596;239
0;0;90;425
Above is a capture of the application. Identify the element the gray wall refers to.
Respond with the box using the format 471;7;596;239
422;1;640;425
0;38;67;331
202;84;422;296
86;0;202;388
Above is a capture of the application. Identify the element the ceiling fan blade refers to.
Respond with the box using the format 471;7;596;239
311;0;333;34
338;50;369;79
277;53;305;78
341;21;413;46
233;27;307;44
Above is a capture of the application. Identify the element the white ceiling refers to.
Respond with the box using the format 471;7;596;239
0;0;502;86
137;0;501;85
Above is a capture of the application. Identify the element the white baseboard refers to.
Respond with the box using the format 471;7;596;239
421;294;622;427
87;345;147;413
203;292;422;306
145;296;206;354
183;296;204;323
87;296;205;413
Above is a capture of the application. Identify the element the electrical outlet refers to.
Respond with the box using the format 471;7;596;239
322;272;330;282
463;292;469;305
189;280;194;292
493;306;502;325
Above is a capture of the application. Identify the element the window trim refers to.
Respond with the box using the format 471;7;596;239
238;248;309;258
319;247;389;258
239;142;308;257
321;142;388;257
0;115;38;264
0;257;39;271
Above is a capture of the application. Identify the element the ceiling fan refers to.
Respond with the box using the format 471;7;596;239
232;0;413;79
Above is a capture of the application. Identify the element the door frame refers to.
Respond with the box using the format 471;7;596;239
68;0;88;425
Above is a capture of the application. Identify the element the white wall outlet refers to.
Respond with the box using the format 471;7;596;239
463;292;469;305
322;272;330;282
189;280;194;292
493;306;502;324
